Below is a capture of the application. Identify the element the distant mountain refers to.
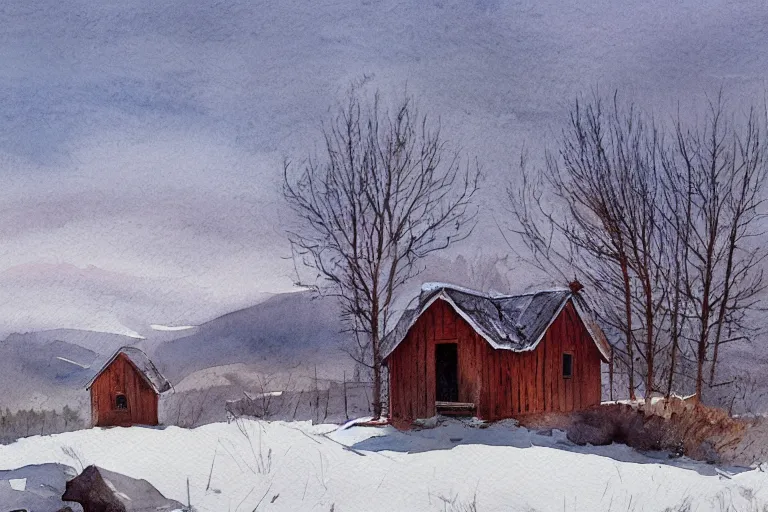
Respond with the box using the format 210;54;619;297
150;291;355;385
5;328;143;356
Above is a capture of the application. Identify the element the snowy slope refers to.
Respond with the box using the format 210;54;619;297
1;419;767;511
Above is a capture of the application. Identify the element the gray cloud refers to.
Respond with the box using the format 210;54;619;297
0;0;766;332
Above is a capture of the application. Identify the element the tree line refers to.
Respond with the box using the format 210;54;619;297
283;86;768;417
0;406;85;444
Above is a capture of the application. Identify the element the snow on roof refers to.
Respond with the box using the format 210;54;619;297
383;283;611;362
419;281;564;300
85;346;172;394
420;282;504;297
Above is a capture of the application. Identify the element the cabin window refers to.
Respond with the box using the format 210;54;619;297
115;393;128;410
562;353;573;379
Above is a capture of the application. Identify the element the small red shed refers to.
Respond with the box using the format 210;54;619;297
86;347;171;427
383;283;611;425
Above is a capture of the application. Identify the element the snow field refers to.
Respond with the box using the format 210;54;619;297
0;419;766;511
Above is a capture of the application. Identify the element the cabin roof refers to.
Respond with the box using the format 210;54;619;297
85;346;172;394
382;283;611;362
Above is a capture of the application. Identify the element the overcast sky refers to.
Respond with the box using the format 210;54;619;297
1;0;766;336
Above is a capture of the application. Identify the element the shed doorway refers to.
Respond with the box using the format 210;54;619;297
435;343;458;402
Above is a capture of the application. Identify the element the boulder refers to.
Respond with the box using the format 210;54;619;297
690;440;721;465
412;416;441;429
62;465;185;512
566;421;615;446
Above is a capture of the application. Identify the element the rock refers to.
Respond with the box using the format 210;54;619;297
567;421;615;446
0;463;83;512
624;415;668;451
412;416;440;429
62;465;185;512
692;441;721;465
465;417;492;429
536;429;553;437
668;441;685;458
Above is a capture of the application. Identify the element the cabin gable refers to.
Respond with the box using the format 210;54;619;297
387;296;603;425
90;353;160;427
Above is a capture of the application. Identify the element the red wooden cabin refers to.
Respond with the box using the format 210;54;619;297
383;282;611;426
86;347;171;427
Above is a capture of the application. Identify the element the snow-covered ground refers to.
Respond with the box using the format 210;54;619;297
1;419;767;512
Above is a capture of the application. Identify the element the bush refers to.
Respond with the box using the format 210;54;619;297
566;399;747;464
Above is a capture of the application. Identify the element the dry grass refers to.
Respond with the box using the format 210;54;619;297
561;398;749;463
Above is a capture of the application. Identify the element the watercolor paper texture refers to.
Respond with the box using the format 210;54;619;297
1;1;768;510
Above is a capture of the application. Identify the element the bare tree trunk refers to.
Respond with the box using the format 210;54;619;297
695;253;714;401
643;279;654;397
665;274;681;398
620;256;636;400
371;331;382;419
665;224;684;398
609;346;614;401
709;240;732;387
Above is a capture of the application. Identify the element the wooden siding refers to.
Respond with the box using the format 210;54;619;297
90;353;159;427
387;299;602;424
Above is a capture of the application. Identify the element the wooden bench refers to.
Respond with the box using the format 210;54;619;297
436;401;476;417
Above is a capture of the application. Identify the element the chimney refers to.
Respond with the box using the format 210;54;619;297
569;279;584;294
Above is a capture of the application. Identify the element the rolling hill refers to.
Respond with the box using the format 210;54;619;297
0;290;357;413
0;330;135;412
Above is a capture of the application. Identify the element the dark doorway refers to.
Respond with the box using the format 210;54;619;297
435;343;458;402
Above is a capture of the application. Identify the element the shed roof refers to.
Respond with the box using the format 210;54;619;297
85;346;172;394
382;283;611;362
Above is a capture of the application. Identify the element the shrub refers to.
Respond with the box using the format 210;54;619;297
566;399;747;463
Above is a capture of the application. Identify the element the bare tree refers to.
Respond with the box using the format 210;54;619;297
658;145;693;397
664;94;768;399
283;87;481;418
507;90;768;404
506;93;667;399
